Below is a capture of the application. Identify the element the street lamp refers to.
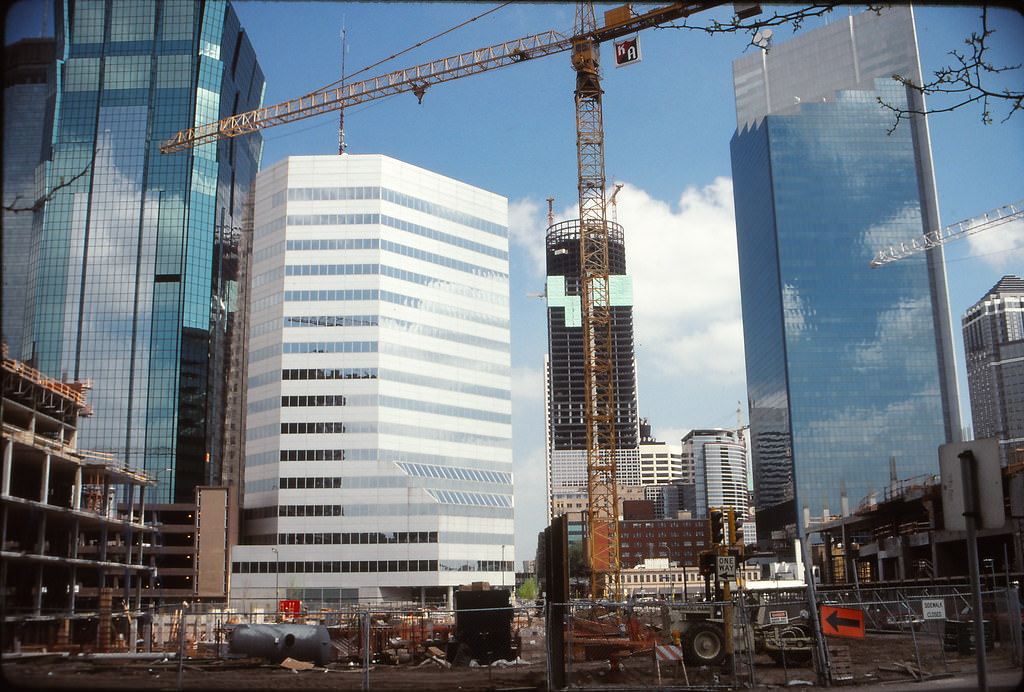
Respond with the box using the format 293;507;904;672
501;545;507;591
270;547;280;611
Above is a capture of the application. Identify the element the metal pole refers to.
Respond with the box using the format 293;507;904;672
270;547;279;616
799;530;831;686
361;609;371;691
960;450;988;692
176;601;187;690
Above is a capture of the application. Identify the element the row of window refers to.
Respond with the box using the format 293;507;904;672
244;504;343;520
397;462;511;485
258;213;507;263
283;341;377;355
426;489;512;508
284;315;377;328
250;420;511;447
289;237;507;280
278;314;510;355
284;186;506;238
282;289;508;329
281;367;377;381
284;263;507;306
281;422;345;434
233;559;438;574
280;449;345;461
252;394;509;424
252;367;508;401
282;395;346;407
280;476;343;489
278;531;438;545
247;448;511;475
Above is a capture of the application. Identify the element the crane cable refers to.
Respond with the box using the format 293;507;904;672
304;2;514;98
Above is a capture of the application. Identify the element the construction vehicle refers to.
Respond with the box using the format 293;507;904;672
163;1;757;600
655;579;814;666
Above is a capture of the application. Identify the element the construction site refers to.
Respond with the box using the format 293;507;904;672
5;1;1024;689
3;584;1022;690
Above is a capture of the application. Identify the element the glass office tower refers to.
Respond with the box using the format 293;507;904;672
963;275;1024;465
730;6;961;548
3;38;55;361
22;1;264;501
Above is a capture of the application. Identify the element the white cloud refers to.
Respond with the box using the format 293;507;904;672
512;443;548;561
617;178;745;382
510;363;544;406
964;217;1024;271
508;197;547;276
507;179;748;446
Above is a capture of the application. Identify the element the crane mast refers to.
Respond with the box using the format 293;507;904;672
572;1;620;601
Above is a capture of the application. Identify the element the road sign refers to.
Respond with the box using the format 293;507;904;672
717;555;736;580
921;599;946;620
769;610;788;625
614;37;642;67
939;439;1005;530
655;645;684;661
820;605;864;638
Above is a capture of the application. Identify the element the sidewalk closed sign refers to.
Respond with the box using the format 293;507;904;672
921;599;945;620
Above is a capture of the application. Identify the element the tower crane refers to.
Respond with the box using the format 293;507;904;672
870;200;1023;266
162;1;741;600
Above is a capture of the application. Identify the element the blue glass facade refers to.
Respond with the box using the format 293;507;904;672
23;1;264;502
3;39;55;361
730;7;961;546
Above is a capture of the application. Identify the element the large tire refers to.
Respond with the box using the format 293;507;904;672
682;621;726;666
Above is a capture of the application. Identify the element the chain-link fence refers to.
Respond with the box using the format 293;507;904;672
7;587;1020;690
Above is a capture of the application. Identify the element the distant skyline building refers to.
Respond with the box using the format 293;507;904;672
730;6;961;549
544;216;640;518
19;0;264;502
639;418;685;487
684;428;748;518
230;154;513;606
3;38;55;361
963;275;1024;464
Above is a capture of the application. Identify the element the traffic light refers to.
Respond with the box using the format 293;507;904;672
726;508;737;547
699;550;717;577
709;509;724;545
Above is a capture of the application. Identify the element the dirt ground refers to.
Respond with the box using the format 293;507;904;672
3;631;1021;691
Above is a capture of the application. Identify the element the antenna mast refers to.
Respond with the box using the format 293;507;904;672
338;25;348;155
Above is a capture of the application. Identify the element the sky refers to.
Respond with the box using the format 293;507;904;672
5;2;1024;565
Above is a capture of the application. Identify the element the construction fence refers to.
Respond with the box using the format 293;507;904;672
106;584;1019;689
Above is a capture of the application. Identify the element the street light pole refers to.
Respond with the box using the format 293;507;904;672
270;547;279;614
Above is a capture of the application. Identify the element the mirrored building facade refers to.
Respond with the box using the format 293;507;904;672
21;1;264;502
3;38;55;361
729;6;961;548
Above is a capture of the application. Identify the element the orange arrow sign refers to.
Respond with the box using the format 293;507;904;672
820;605;864;638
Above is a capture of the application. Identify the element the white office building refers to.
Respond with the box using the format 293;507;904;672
230;155;513;606
684;428;749;518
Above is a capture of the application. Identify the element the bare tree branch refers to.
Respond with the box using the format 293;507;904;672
3;165;91;214
662;3;1020;131
879;7;1022;133
659;4;874;52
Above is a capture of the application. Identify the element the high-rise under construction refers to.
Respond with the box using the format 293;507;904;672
544;218;640;519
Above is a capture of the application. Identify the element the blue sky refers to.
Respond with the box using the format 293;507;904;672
6;2;1023;564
